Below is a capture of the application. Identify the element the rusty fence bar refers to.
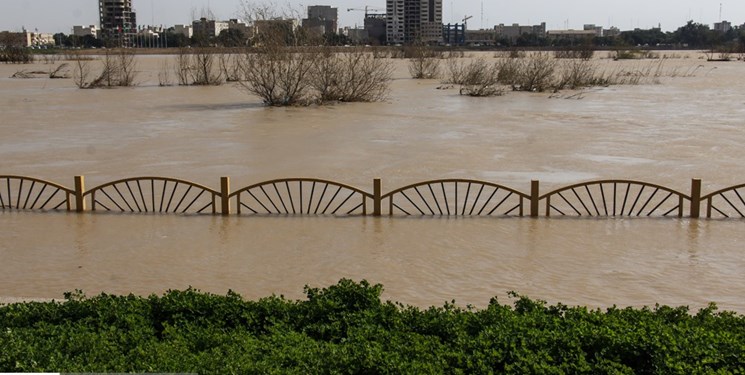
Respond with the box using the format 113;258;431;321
0;175;735;219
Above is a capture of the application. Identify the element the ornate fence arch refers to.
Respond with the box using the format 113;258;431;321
229;178;373;216
0;176;74;211
84;177;220;214
701;184;745;218
539;180;689;218
382;179;530;217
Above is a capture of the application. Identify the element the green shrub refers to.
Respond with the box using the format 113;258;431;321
1;280;744;374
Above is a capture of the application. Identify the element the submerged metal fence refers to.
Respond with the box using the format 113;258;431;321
1;175;744;219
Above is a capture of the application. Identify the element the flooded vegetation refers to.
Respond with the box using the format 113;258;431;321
2;51;745;312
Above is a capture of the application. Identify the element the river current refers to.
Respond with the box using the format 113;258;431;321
1;52;744;311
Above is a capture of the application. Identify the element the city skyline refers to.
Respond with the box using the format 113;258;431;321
1;0;743;34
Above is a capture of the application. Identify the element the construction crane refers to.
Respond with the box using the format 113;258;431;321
462;15;473;30
347;6;383;17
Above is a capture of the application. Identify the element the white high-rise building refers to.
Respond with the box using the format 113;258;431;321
386;0;442;45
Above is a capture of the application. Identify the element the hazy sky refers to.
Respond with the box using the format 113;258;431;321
1;0;743;33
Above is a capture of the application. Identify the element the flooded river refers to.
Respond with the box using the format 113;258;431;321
2;53;745;311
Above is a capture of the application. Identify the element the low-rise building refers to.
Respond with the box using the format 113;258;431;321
29;32;56;47
253;19;299;45
583;24;603;37
134;26;164;48
547;29;598;40
2;31;56;47
302;5;338;36
228;19;251;37
465;28;497;46
73;25;98;38
173;24;193;39
192;18;229;39
603;26;621;38
714;21;732;33
494;22;546;42
342;27;368;44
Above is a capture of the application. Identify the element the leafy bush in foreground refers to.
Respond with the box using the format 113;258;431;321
1;280;744;374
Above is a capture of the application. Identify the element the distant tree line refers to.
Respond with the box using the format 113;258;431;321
503;21;745;51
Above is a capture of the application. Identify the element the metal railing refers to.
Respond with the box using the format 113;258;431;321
229;178;373;216
382;179;530;217
85;177;220;214
0;176;74;211
701;184;745;218
539;180;688;218
0;175;738;220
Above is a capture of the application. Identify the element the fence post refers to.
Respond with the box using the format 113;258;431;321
530;180;540;218
74;175;86;212
373;178;382;217
220;177;231;216
690;178;701;219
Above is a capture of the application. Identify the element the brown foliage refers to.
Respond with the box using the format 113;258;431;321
237;45;319;106
407;45;442;79
311;48;393;102
237;45;394;106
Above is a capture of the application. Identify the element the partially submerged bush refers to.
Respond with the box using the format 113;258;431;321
705;46;736;62
614;49;659;60
444;58;468;85
448;53;699;97
311;48;393;102
0;46;33;64
495;57;522;87
157;59;172;87
448;58;504;97
508;48;526;59
218;52;241;82
238;46;393;106
443;49;465;59
554;46;595;60
515;53;558;92
408;44;442;79
190;48;224;85
70;53;92;89
73;49;139;89
556;59;611;90
493;53;558;92
8;66;67;80
172;48;225;86
42;63;70;79
371;47;391;59
237;45;318;106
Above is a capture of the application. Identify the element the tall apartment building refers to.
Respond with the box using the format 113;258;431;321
386;0;442;44
99;0;137;46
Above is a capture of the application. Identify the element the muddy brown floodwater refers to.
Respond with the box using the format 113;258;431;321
1;52;745;312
